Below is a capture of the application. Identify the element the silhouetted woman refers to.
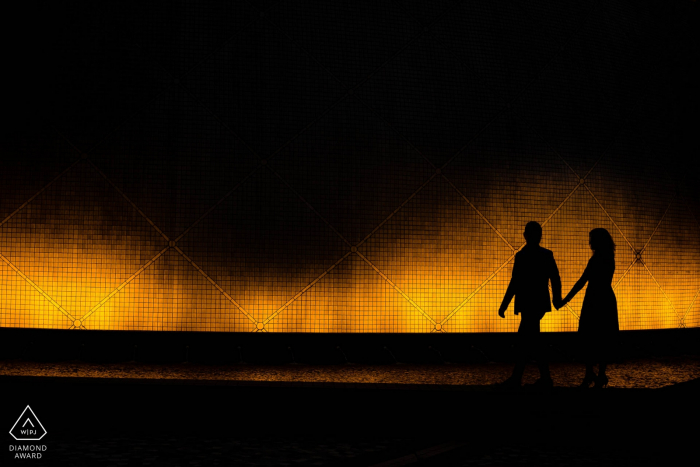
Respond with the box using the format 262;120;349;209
561;228;619;388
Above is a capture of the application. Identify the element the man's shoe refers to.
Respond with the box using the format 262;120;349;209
532;377;554;391
493;376;521;390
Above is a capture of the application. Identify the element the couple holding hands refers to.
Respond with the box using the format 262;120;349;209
497;221;619;390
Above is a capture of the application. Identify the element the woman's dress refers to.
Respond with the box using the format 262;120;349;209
569;254;619;338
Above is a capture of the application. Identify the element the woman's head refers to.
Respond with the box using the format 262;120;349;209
589;228;615;256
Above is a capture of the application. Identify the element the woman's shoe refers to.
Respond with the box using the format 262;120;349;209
578;372;596;389
593;374;609;389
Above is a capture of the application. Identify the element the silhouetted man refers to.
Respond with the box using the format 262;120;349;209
497;221;562;389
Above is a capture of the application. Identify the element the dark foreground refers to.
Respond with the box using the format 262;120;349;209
2;372;698;466
2;328;698;465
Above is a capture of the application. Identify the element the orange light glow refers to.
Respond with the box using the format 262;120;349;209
1;163;698;333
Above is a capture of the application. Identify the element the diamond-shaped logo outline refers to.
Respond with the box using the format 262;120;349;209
9;405;47;441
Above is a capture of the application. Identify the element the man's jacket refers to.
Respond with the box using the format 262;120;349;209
500;245;562;314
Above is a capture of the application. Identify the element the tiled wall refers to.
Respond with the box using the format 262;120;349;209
2;2;698;332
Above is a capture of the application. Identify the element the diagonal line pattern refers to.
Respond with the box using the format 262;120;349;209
355;173;437;249
79;246;170;324
3;1;694;333
260;161;437;326
682;286;700;325
355;251;436;326
179;1;592;327
550;283;581;320
79;164;261;325
258;151;436;324
522;125;586;182
263;252;354;327
0;147;82;325
53;69;267;326
640;261;682;323
441;182;584;325
441;250;517;325
439;119;656;328
239;7;469;322
86;160;170;241
621;198;680;323
613;260;636;292
442;176;516;252
539;184;583;229
4;125;258;328
567;185;680;324
55;17;273;325
174;165;262;243
423;3;626;328
262;8;622;329
103;2;699;331
262;7;570;321
51;97;262;326
264;164;352;248
0;252;76;322
0;159;81;229
511;101;684;328
127;35;364;326
583;185;635;253
417;0;671;330
584;185;679;317
639;197;675;254
685;194;700;232
174;247;256;325
678;193;700;326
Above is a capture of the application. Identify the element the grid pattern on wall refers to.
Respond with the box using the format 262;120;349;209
2;1;699;332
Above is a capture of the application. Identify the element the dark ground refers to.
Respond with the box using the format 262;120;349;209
2;367;698;466
2;328;698;466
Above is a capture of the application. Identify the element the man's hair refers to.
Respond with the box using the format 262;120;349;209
524;221;542;244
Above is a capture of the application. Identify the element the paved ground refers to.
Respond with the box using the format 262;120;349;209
1;358;698;466
3;355;700;388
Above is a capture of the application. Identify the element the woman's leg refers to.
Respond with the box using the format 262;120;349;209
580;333;594;374
598;334;610;376
578;333;596;387
585;362;596;377
593;335;610;388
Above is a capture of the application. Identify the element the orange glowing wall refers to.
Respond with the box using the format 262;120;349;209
2;2;699;333
1;146;698;333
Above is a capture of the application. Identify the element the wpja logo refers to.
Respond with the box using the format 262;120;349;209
8;406;47;460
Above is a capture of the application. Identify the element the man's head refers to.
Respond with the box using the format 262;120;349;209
523;221;542;245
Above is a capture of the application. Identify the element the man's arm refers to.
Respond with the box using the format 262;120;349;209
550;252;563;309
498;255;519;317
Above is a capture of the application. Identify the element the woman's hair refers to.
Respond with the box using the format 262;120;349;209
589;228;615;257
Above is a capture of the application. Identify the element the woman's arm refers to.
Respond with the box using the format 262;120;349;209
562;264;589;305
